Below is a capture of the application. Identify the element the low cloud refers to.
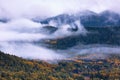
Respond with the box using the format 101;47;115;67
0;42;66;60
0;0;120;61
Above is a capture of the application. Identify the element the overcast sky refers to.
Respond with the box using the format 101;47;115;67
0;0;120;19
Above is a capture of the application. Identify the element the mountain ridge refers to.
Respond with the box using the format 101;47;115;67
32;10;120;27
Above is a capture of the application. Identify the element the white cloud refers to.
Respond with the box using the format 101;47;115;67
0;42;65;60
0;0;120;19
0;0;120;61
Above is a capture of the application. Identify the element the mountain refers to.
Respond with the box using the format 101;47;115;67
40;14;76;26
31;10;120;49
39;26;120;49
99;10;120;26
79;10;101;27
33;10;120;27
81;10;120;27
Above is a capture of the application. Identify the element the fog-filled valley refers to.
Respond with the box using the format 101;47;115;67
0;0;120;61
0;10;120;61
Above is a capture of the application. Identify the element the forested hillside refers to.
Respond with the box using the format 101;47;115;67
0;51;120;80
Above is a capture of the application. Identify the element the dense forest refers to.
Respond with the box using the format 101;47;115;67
0;51;120;80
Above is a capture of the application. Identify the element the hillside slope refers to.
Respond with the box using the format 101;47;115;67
0;51;120;80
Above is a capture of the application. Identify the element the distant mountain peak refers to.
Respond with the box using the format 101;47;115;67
32;10;120;27
100;10;119;18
